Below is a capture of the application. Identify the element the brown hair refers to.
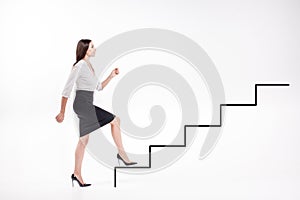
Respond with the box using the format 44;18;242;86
73;39;91;66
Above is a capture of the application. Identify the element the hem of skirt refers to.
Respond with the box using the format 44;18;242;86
99;114;116;128
79;123;101;137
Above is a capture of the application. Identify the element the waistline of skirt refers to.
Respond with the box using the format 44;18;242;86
74;90;94;101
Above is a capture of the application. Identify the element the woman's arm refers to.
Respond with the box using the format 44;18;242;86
56;63;82;123
60;96;68;114
56;97;68;123
100;68;119;90
101;74;113;89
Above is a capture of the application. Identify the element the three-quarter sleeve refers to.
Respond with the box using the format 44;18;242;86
61;64;82;98
96;81;103;91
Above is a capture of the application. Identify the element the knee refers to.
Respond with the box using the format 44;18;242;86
79;135;89;147
110;116;120;126
116;116;120;124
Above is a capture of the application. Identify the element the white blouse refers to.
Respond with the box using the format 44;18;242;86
61;59;103;98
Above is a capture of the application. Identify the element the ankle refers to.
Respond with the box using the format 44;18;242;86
73;171;81;177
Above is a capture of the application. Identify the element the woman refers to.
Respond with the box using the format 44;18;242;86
55;39;137;187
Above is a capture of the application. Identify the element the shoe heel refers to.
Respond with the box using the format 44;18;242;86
71;174;91;187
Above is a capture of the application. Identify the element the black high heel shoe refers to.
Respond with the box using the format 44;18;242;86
71;174;91;187
117;154;137;166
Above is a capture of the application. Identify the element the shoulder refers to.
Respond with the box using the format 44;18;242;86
73;60;85;70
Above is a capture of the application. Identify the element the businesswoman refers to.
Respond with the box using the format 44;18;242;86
55;39;137;187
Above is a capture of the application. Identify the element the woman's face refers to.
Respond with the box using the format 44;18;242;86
86;41;96;57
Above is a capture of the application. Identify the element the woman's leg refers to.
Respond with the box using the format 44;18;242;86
73;134;89;184
110;116;131;162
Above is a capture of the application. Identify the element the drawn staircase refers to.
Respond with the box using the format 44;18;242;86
114;83;290;187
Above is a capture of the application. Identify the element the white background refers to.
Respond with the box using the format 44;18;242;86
0;0;299;199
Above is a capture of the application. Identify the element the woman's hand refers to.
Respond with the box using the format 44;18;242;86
110;68;119;78
55;112;65;123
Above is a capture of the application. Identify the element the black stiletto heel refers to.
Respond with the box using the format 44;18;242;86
118;158;120;166
71;174;91;187
117;154;137;166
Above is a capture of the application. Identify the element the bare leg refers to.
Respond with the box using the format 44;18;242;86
73;134;89;184
110;116;131;162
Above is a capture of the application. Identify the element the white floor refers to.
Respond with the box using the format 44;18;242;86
1;93;299;200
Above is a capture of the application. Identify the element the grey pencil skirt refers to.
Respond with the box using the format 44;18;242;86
73;90;116;137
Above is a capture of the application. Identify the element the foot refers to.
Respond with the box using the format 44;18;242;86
117;153;137;166
73;173;86;185
118;151;132;163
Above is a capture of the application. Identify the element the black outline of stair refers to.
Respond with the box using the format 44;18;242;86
113;83;290;187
